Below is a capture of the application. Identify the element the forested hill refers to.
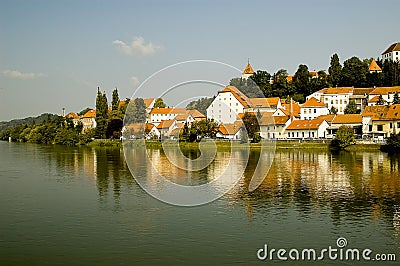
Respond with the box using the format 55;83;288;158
0;113;59;131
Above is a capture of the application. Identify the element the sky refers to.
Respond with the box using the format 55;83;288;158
0;0;399;121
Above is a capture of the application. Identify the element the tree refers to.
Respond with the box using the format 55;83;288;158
328;53;342;87
377;94;385;105
330;106;338;115
112;88;120;111
330;126;355;150
293;64;311;96
381;133;400;153
344;100;358;114
78;107;92;116
242;112;260;141
154;98;166;108
95;88;108;139
190;119;218;140
382;60;400;86
186;97;214;115
229;77;264;98
340;56;368;87
393;92;400;104
250;70;272;97
124;98;147;124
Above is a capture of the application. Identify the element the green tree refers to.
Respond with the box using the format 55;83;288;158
124;98;147;124
154;98;166;108
242;112;260;141
382;60;400;86
250;70;272;97
190;119;218;140
309;70;331;94
293;64;311;96
112;88;120;111
344;100;358;114
186;97;214;115
95;88;109;139
340;56;368;87
330;106;338;115
393;92;400;104
330;126;355;150
377;94;385;105
229;77;264;98
328;53;342;87
381;133;400;153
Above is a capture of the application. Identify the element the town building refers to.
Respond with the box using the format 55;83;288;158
149;107;187;126
368;86;400;105
361;104;400;138
382;42;400;63
285;118;329;139
325;114;363;137
369;59;382;73
259;114;291;140
307;87;354;114
216;121;244;140
300;97;329;120
80;109;96;131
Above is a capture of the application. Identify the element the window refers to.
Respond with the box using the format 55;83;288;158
390;123;392;129
312;132;315;138
398;122;400;128
302;132;304;137
236;103;238;106
336;100;338;104
377;125;383;131
369;125;372;131
314;109;316;113
296;132;299;137
340;99;342;104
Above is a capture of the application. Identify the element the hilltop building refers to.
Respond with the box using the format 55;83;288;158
242;61;255;80
382;42;400;63
369;59;382;73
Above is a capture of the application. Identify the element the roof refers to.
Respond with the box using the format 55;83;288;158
352;88;375;96
362;104;400;121
243;63;255;74
81;109;96;118
65;112;79;119
150;107;187;115
318;114;336;122
249;97;280;107
218;121;243;135
286;118;326;130
302;97;326;107
146;123;156;131
286;76;293;82
260;115;290;126
369;86;400;95
187;109;206;118
382;42;400;55
157;119;176;129
368;95;386;103
317;87;354;95
124;123;146;132
369;59;382;72
219;86;252;108
144;98;155;108
281;101;301;117
332;114;362;124
385;104;400;120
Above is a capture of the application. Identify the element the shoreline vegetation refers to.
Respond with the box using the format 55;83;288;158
2;138;382;151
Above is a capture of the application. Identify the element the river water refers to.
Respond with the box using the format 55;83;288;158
1;141;400;265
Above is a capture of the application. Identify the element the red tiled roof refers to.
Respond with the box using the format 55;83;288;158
218;121;243;135
302;97;326;107
286;118;325;130
369;86;400;95
332;114;362;124
81;109;96;118
243;63;255;74
369;60;382;72
219;86;252;108
150;107;187;115
382;42;400;55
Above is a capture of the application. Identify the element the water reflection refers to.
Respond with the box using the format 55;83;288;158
49;145;400;230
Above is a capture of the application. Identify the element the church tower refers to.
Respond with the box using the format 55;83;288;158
242;59;255;80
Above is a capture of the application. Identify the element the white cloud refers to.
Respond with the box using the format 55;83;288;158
113;36;163;56
130;76;140;87
1;69;45;80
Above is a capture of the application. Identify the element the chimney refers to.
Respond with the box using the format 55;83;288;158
62;108;65;117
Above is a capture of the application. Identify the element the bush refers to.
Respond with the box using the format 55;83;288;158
330;126;355;150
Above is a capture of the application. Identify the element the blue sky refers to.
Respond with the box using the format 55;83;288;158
0;0;399;121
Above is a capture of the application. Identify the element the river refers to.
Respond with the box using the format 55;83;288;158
1;141;400;265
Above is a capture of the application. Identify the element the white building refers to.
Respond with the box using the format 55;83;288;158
382;42;400;63
206;86;252;124
259;114;291;140
149;107;187;126
368;86;400;105
285;118;329;139
300;97;329;120
216;121;244;140
307;87;354;114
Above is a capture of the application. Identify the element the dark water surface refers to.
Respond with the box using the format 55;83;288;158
1;141;400;265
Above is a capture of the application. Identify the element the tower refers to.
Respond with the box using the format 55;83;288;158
242;59;255;80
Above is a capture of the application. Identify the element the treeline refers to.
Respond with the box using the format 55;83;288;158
0;115;94;145
233;54;400;103
0;87;153;145
0;113;59;131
